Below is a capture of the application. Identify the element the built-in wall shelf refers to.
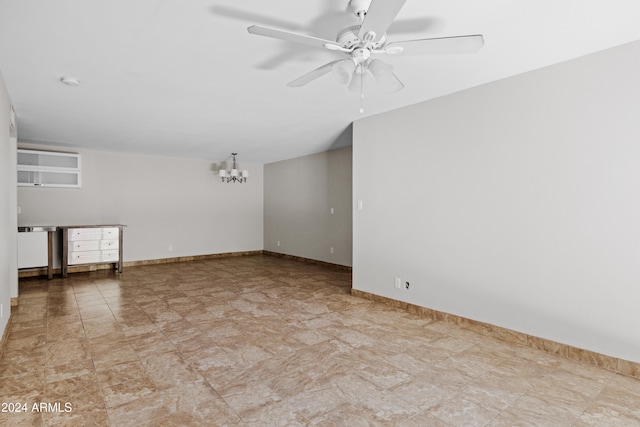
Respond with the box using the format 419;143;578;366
17;149;81;187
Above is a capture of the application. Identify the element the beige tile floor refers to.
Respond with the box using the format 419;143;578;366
2;255;640;426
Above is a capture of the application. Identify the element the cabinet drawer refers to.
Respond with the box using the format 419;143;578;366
68;227;119;241
68;250;101;265
71;239;118;251
101;228;119;239
68;249;120;265
100;249;119;262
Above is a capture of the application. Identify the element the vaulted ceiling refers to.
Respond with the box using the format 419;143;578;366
1;0;640;163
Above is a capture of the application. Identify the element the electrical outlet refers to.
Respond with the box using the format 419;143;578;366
330;247;334;254
17;206;21;215
330;208;335;215
394;277;402;289
168;244;173;252
405;281;410;290
277;240;280;247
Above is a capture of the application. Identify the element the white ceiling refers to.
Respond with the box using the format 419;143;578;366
1;0;640;164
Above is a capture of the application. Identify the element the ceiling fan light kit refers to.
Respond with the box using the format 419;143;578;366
247;0;484;111
348;69;373;92
333;59;357;84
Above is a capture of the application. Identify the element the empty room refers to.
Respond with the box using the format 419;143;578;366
2;0;640;425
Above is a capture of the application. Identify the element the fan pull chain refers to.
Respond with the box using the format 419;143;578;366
359;67;365;114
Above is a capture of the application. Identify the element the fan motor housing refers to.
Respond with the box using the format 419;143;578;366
336;25;362;48
336;25;387;49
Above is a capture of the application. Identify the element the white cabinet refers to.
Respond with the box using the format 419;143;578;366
60;225;125;277
17;231;48;268
17;149;81;187
17;226;55;279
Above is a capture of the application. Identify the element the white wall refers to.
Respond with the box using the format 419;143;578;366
18;144;263;263
264;147;352;266
353;40;640;363
0;70;17;337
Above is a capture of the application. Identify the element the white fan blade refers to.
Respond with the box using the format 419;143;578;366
287;60;344;87
359;0;408;42
248;25;343;51
386;34;484;56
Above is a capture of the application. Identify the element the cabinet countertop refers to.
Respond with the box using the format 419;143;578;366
58;224;127;229
18;226;57;232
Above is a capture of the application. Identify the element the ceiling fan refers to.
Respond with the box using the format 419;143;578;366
247;0;484;107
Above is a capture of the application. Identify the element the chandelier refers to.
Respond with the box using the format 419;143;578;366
219;153;249;183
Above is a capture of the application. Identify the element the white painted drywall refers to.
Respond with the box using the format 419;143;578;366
264;147;352;266
17;145;263;264
0;70;17;336
353;40;640;362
